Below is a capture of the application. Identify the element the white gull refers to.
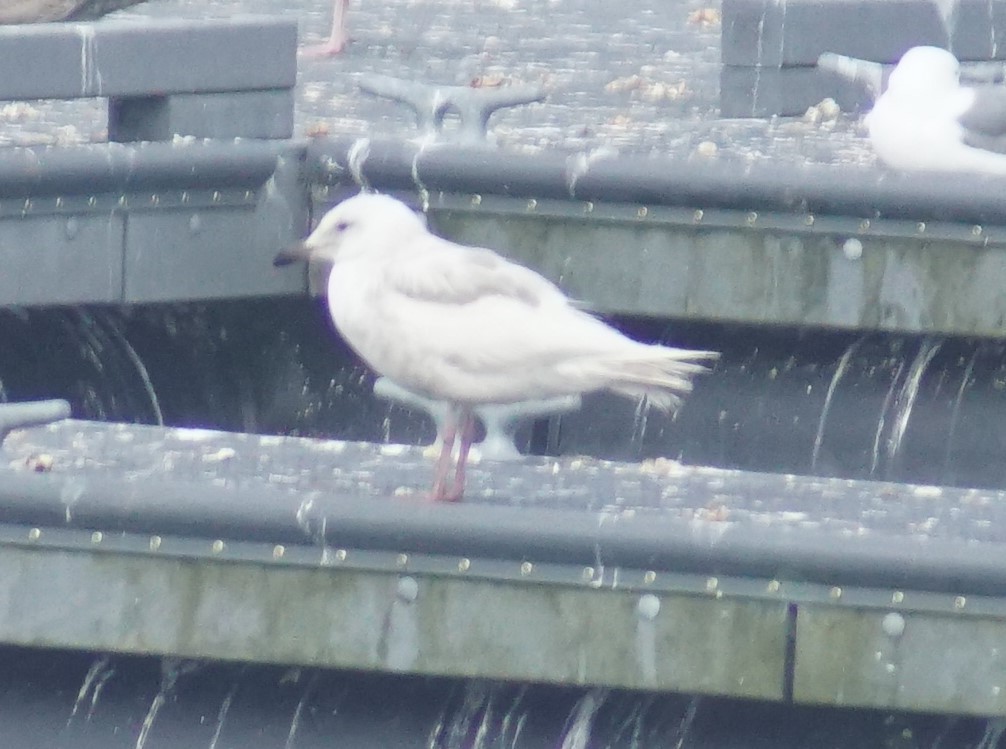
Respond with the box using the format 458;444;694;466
867;46;1006;174
275;193;717;501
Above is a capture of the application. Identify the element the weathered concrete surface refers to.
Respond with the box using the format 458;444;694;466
4;419;1006;548
0;0;874;167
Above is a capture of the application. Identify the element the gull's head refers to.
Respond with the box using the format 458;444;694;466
274;193;427;267
888;46;960;98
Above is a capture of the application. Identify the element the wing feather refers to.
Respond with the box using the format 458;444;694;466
959;86;1006;151
382;234;566;308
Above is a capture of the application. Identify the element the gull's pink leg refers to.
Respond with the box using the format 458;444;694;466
444;409;477;502
300;0;350;57
430;409;458;501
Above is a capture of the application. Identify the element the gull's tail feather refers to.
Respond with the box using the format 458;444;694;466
587;346;719;412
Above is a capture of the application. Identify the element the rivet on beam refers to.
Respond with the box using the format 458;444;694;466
636;594;660;621
396;576;419;603
882;612;905;638
842;237;863;260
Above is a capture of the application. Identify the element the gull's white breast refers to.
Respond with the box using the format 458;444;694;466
324;253;652;405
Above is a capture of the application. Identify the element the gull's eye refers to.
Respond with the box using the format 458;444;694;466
335;220;350;232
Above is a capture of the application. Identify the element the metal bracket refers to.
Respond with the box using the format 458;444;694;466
0;17;296;141
373;377;580;461
816;52;883;101
817;52;1006;103
357;74;547;143
0;400;71;445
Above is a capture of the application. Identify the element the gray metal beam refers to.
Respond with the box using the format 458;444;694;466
0;17;296;100
6;421;1006;713
0;536;787;700
795;605;1006;714
123;147;307;302
0;17;297;139
306;136;1006;227
0;141;307;305
0;467;1005;714
720;0;1006;66
0;141;282;198
426;195;1006;338
298;138;1006;337
719;65;873;118
7;420;1006;602
108;89;295;142
0;212;124;305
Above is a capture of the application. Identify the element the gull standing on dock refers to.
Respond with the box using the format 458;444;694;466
866;46;1006;174
275;194;717;502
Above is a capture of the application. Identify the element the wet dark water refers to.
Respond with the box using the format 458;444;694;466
4;300;1006;491
0;643;995;749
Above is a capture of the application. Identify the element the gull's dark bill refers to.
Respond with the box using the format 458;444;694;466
273;242;312;267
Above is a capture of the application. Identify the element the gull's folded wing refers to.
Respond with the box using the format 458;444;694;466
959;87;1006;152
383;235;568;308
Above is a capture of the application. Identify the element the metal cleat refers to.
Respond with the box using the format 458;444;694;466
373;377;579;461
357;74;547;144
817;53;884;100
0;399;71;445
